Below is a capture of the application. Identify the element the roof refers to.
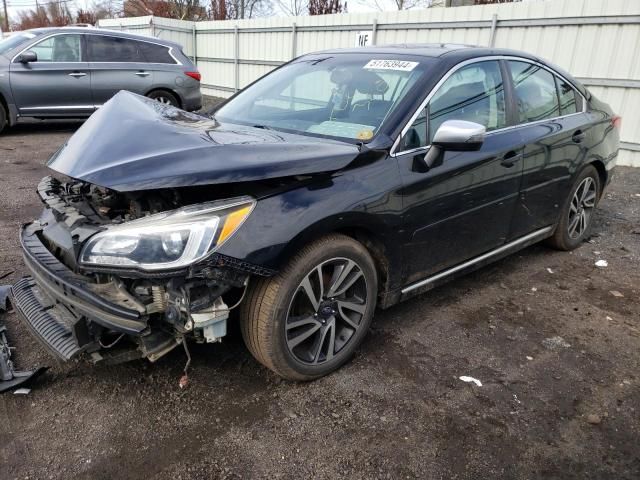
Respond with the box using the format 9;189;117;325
24;26;181;48
310;43;540;62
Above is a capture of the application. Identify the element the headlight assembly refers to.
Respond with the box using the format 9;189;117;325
79;197;254;271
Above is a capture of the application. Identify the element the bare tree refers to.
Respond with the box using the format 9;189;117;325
308;0;345;15
273;0;307;16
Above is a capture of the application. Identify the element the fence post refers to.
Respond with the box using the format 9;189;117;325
372;19;378;46
192;23;197;64
234;25;239;92
150;16;156;37
291;22;297;59
489;13;498;47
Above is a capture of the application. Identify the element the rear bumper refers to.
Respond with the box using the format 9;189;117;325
180;86;203;111
12;224;147;360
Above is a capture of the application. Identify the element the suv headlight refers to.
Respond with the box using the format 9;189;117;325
79;197;254;271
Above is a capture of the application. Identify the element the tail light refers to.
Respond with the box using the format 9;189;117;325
185;71;201;82
611;115;622;129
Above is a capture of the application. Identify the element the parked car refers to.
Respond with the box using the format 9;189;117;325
11;45;619;381
0;27;202;133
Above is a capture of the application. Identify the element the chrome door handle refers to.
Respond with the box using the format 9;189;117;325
135;71;150;77
68;72;87;78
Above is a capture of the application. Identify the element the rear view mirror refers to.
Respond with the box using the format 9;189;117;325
423;120;486;169
18;51;38;63
432;120;486;151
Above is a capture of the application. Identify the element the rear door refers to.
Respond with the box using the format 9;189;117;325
86;34;152;106
9;33;94;116
396;59;524;285
505;60;590;238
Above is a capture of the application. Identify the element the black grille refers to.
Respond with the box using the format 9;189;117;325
11;277;81;360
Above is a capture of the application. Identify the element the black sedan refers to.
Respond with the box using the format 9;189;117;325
11;44;619;380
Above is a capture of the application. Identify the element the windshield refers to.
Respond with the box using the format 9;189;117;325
0;32;38;56
215;55;430;141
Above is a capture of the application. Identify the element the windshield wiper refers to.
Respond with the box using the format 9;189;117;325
252;124;273;130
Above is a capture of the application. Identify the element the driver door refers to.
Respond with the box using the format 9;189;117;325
396;60;524;285
10;33;94;116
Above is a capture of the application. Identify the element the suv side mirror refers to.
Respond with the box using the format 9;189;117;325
17;51;38;63
423;120;486;169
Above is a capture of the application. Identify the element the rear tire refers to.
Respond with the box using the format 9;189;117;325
547;165;601;251
240;234;378;381
146;90;180;107
0;104;7;134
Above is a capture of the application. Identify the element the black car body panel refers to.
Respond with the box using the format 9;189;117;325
12;45;619;366
47;92;362;191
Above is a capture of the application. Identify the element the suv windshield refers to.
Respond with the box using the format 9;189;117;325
215;55;430;141
0;32;38;56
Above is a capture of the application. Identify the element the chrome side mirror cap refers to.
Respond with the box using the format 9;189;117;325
432;120;486;151
421;120;486;171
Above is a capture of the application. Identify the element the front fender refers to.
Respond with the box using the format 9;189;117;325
217;158;405;290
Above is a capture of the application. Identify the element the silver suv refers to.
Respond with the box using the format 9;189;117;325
0;27;202;133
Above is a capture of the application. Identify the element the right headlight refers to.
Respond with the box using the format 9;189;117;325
79;197;254;271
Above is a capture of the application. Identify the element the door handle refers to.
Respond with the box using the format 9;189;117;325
572;130;586;143
135;71;150;77
500;150;523;168
68;72;87;78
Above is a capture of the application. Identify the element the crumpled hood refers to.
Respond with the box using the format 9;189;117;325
47;91;361;192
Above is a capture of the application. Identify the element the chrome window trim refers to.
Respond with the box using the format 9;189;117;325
11;31;181;66
11;32;85;64
390;55;588;157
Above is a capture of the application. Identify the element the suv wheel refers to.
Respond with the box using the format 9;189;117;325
146;90;179;107
0;103;7;134
240;234;378;381
547;165;601;251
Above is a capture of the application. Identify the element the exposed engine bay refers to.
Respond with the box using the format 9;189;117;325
11;176;276;367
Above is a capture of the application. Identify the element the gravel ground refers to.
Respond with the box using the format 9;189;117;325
1;116;639;480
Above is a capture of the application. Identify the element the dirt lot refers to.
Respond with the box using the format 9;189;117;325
1;118;639;480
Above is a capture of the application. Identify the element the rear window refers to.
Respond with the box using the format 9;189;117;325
88;35;143;62
87;35;175;64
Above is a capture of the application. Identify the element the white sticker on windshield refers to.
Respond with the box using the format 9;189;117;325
364;59;419;72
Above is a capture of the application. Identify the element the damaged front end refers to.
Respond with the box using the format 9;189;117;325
11;176;273;365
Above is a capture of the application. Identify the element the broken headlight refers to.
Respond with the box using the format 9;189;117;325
79;198;254;271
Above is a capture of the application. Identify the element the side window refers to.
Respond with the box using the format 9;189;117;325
400;109;428;151
87;35;144;62
556;77;578;115
138;42;176;64
428;60;506;142
30;35;82;62
509;61;560;123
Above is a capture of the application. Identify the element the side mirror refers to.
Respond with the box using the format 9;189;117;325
423;120;486;169
17;51;38;63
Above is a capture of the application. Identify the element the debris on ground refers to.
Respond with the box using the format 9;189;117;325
459;376;482;387
13;387;31;395
595;259;609;268
542;336;571;350
586;414;602;425
609;290;625;298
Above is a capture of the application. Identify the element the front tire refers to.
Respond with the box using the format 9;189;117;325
547;165;601;251
240;234;378;381
0;103;7;134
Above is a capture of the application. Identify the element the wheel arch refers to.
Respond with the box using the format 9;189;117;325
271;214;399;307
589;159;608;196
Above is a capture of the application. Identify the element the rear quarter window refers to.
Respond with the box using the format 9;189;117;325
139;42;176;64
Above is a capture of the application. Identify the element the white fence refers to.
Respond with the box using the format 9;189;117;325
94;0;640;167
